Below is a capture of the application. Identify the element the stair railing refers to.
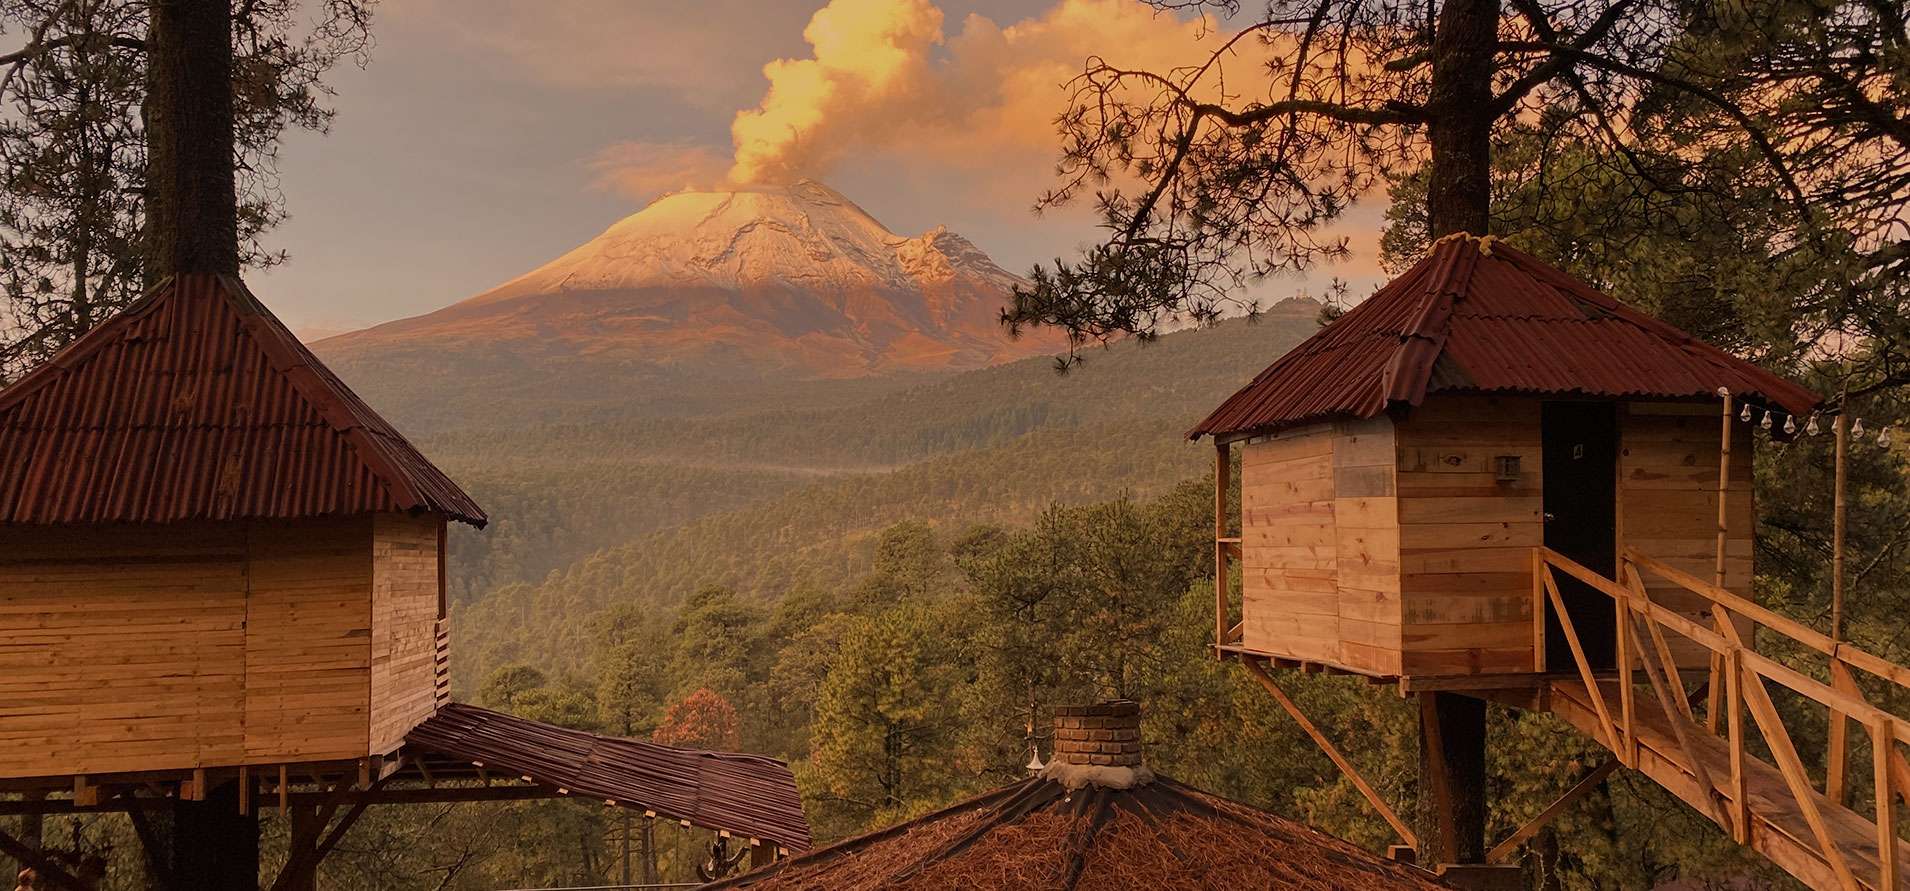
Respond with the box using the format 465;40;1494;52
1534;546;1910;890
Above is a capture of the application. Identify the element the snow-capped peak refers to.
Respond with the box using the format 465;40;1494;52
475;179;1022;301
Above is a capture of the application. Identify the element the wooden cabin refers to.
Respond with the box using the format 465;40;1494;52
0;274;487;781
1193;235;1819;685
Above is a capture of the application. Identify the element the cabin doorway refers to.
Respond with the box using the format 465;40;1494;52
1541;402;1619;672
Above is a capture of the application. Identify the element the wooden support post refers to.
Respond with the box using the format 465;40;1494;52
1872;716;1897;891
1727;648;1749;844
71;776;97;807
1242;659;1418;850
1828;411;1852;806
279;764;290;813
1532;550;1547;672
1214;440;1231;658
1485;758;1619;864
1617;596;1635;765
238;766;251;816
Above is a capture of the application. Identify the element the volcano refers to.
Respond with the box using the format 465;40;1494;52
316;180;1056;378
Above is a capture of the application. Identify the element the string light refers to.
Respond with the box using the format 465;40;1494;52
1740;404;1753;422
1881;427;1893;448
1784;415;1797;435
1761;410;1774;430
1854;418;1866;437
1806;414;1821;436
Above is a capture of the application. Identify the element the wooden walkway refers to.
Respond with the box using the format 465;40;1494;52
1530;547;1910;891
1550;678;1910;889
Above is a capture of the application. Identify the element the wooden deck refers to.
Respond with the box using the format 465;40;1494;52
1550;678;1910;889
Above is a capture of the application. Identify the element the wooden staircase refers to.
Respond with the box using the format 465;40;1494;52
1533;547;1910;890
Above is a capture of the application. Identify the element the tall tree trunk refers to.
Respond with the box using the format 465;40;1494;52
1415;0;1499;867
142;0;237;282
1425;0;1498;238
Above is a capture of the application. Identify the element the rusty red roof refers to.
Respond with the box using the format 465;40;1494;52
0;274;485;526
407;703;811;851
1190;234;1820;439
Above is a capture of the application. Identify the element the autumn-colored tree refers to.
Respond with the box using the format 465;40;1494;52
652;688;741;751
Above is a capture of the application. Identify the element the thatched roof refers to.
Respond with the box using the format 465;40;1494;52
702;770;1453;890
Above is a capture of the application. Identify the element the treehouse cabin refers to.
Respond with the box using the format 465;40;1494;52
1194;234;1820;685
0;273;487;779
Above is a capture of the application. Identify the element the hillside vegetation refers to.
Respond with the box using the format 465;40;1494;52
369;309;1324;681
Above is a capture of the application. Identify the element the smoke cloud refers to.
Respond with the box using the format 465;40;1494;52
725;0;1227;187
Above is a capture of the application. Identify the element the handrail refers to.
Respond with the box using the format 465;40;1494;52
1534;546;1909;890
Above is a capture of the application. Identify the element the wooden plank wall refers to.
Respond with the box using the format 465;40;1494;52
1397;396;1543;676
1333;417;1403;675
0;517;375;779
369;513;444;754
0;524;248;776
244;518;374;763
1239;418;1402;675
1619;403;1755;668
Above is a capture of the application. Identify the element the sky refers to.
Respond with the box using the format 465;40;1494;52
254;0;1390;338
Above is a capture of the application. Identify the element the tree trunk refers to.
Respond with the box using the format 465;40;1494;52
1414;0;1499;867
1424;0;1499;238
168;782;258;891
142;0;238;282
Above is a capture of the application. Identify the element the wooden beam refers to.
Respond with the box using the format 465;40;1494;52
1872;716;1897;891
0;824;94;891
1738;660;1860;890
1828;660;1858;806
264;784;559;807
1486;758;1619;864
1545;572;1618;750
1240;659;1418;850
1214;440;1231;660
1627;614;1728;827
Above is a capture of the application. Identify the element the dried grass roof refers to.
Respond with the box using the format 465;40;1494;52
702;774;1453;890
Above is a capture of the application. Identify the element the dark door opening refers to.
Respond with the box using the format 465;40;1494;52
1541;402;1618;672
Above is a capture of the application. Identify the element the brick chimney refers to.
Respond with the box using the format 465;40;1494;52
1050;700;1142;768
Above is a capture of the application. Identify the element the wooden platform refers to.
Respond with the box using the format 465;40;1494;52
1550;678;1908;890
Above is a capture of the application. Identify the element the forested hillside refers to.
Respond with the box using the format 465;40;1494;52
389;304;1325;682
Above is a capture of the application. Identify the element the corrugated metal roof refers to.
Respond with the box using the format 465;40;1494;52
407;703;812;851
1190;234;1821;439
0;274;485;526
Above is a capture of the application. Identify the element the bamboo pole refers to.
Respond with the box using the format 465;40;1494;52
1709;391;1733;732
1829;411;1852;805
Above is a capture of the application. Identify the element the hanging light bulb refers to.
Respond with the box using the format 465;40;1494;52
1761;410;1774;430
1881;426;1893;448
1854;418;1866;437
1784;415;1797;435
1740;404;1753;422
1806;414;1821;436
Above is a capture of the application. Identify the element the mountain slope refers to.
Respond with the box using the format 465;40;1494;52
318;180;1057;381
